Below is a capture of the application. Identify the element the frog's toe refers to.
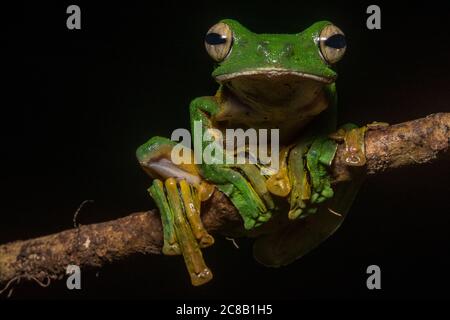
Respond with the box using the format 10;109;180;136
242;213;269;229
243;216;257;230
241;208;272;229
311;192;320;203
257;211;272;223
198;233;215;248
162;242;181;256
316;196;327;204
288;208;303;220
321;186;334;199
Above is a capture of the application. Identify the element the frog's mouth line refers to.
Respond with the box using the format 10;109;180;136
215;68;334;84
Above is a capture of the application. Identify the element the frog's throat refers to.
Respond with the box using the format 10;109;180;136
215;68;334;84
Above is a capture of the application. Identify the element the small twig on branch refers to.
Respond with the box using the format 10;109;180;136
0;113;449;291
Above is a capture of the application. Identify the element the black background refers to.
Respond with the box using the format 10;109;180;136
2;0;450;300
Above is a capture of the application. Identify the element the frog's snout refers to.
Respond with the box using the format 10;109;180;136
256;41;296;66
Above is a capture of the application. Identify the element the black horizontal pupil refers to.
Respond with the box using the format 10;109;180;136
325;34;346;49
205;32;227;45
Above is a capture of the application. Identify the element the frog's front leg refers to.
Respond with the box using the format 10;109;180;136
189;97;273;230
136;137;214;286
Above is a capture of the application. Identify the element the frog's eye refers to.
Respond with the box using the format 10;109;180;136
318;24;346;64
205;22;233;62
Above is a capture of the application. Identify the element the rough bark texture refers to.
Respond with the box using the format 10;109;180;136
1;113;449;292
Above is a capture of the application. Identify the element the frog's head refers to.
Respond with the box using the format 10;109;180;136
204;19;346;110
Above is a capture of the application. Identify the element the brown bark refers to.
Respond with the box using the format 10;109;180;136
1;113;449;292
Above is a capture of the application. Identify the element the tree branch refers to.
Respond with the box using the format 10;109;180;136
1;113;449;290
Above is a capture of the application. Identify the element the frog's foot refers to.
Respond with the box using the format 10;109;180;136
149;178;213;286
329;123;371;166
306;136;337;204
287;136;338;219
137;136;214;285
210;165;273;230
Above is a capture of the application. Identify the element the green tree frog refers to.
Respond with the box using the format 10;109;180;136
136;19;366;286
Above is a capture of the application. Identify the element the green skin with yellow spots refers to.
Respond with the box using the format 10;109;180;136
136;19;363;286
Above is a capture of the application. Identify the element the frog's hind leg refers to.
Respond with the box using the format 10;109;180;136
137;136;214;286
287;136;338;219
149;178;213;285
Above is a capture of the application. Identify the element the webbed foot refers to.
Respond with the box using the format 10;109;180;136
149;178;214;286
215;166;273;230
287;136;338;219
